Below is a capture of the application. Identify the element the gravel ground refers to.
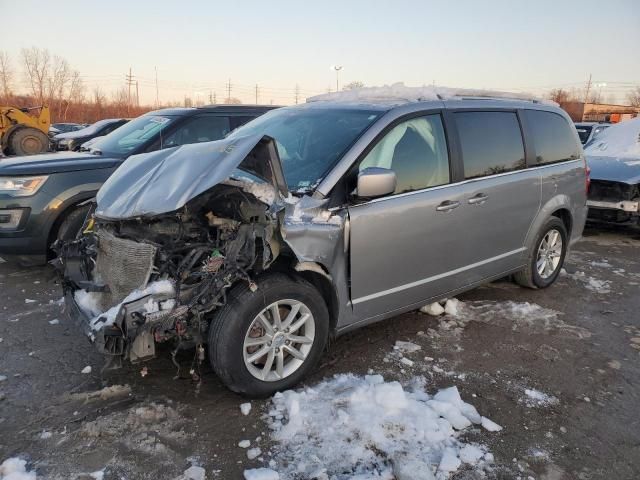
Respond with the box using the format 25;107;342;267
1;224;639;480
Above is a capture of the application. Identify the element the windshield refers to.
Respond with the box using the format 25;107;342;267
92;115;177;156
575;125;592;144
227;107;382;191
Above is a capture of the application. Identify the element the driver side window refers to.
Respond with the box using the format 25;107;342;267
359;114;450;195
161;115;232;149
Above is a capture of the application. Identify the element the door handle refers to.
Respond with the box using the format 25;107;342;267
436;200;460;212
468;193;489;205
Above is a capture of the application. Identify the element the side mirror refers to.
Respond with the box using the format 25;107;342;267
357;167;397;199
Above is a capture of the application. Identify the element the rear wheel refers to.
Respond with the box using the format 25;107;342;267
208;273;329;397
8;127;49;156
515;217;567;289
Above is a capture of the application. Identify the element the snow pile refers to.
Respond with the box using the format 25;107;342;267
240;402;252;416
584;117;640;158
243;468;279;480
420;298;460;317
308;82;551;106
174;466;206;480
521;388;559;408
74;279;175;331
265;374;497;479
0;457;36;480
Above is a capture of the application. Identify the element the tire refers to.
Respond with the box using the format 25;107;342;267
515;217;568;289
208;273;329;397
8;127;49;156
56;205;91;243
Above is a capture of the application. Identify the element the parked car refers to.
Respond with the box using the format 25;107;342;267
49;123;85;138
56;88;588;397
79;136;104;152
53;119;129;151
585;117;640;224
574;122;610;145
0;105;276;265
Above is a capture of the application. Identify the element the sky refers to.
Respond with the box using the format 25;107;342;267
2;0;639;105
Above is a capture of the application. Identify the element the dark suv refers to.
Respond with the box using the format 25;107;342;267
0;105;276;265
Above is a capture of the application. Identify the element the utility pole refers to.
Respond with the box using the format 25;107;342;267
135;80;139;107
295;84;300;104
255;84;259;104
226;78;232;103
584;73;592;103
213;92;217;104
209;90;213;103
155;67;159;108
332;65;343;92
125;67;135;114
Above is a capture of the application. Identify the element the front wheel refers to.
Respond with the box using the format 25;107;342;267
515;217;568;289
208;273;329;397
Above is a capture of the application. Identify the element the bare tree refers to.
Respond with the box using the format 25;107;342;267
343;81;364;91
62;71;84;120
343;81;365;91
223;97;242;104
47;55;71;115
0;51;14;103
21;47;51;106
627;87;640;107
548;88;570;104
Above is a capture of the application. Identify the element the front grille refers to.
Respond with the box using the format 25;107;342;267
95;229;157;310
589;180;635;202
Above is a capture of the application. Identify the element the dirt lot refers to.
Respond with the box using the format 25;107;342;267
1;225;639;480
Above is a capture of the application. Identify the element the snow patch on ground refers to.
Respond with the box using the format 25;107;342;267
0;457;36;480
521;388;559;408
240;402;252;416
422;299;591;340
562;270;611;294
264;373;496;479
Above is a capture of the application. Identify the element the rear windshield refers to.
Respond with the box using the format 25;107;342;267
228;107;382;192
93;115;177;156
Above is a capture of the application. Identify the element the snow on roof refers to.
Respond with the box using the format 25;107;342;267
307;82;555;106
584;117;640;158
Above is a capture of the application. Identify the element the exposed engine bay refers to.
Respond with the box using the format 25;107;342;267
55;183;281;370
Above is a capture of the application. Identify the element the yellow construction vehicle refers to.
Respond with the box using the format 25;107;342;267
0;105;51;156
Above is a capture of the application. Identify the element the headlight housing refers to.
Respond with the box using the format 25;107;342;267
0;176;49;197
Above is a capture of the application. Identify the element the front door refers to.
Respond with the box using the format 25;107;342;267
348;113;467;319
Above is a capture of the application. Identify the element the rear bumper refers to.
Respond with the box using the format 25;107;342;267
587;199;639;213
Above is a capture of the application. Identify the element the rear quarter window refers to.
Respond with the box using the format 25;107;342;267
455;111;526;180
525;110;580;165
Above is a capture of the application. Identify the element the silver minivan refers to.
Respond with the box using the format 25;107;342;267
58;89;588;396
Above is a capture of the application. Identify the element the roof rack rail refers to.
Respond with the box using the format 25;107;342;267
451;94;542;103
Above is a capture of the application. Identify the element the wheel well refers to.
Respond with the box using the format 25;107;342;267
46;201;85;259
295;268;340;334
551;208;572;236
267;254;340;334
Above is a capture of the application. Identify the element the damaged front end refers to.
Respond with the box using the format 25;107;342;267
54;135;288;368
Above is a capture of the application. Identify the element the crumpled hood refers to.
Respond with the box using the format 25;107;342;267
586;155;640;184
96;134;287;220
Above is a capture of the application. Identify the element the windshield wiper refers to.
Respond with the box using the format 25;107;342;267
90;148;103;156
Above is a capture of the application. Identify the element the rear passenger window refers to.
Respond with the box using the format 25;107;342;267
359;115;450;194
455;112;525;179
524;110;580;164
